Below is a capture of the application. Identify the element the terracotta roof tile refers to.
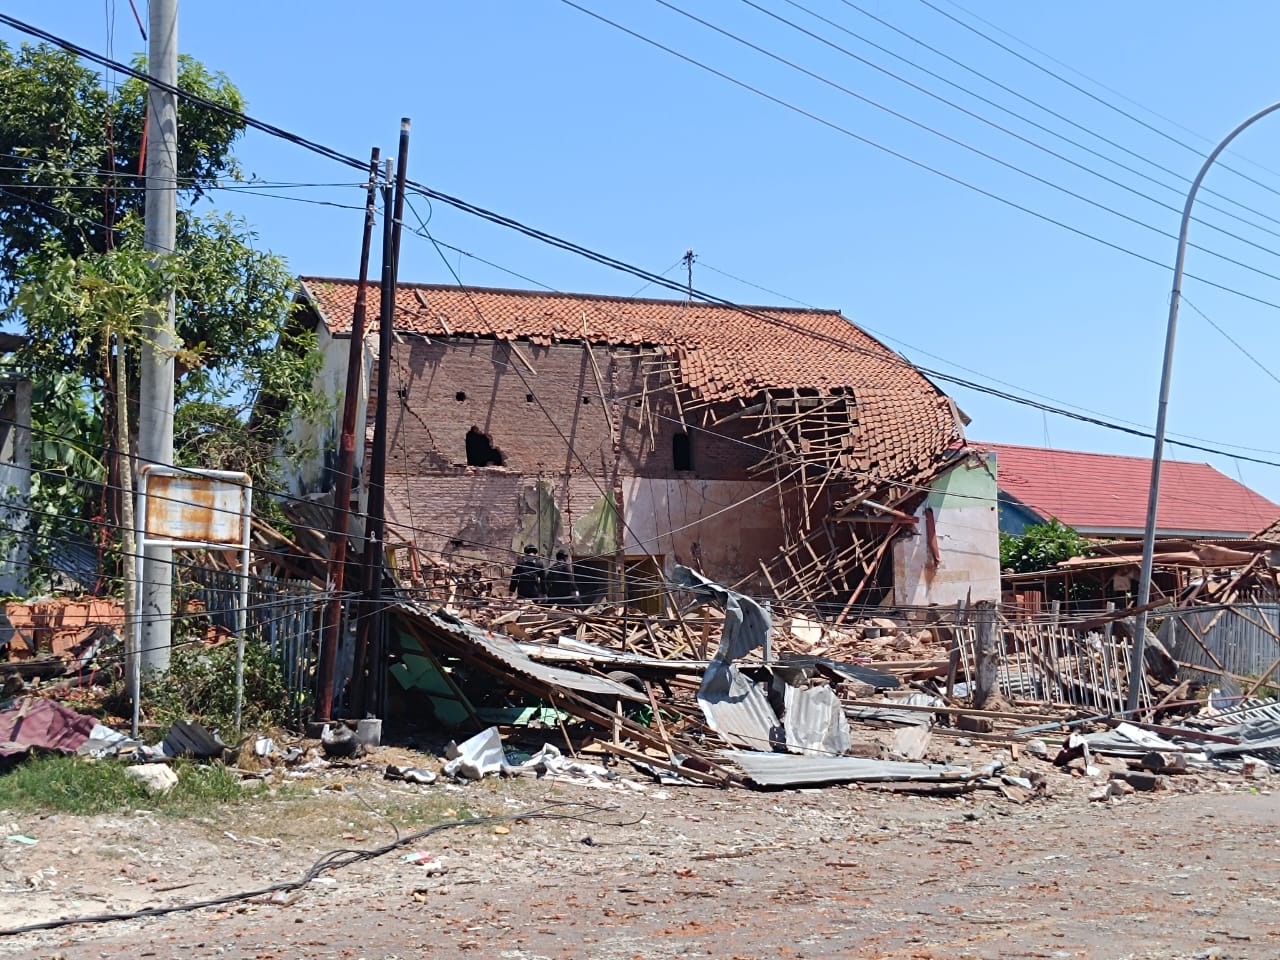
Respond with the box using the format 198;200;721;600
980;441;1280;537
300;277;961;484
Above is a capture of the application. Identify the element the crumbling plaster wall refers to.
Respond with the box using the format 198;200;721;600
377;336;783;586
282;321;369;497
892;453;1000;607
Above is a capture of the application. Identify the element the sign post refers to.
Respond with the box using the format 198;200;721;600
132;466;252;738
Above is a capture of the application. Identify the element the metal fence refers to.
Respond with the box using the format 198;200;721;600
186;567;324;726
942;606;1149;712
1162;603;1280;698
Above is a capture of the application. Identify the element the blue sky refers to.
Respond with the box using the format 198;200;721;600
6;1;1280;504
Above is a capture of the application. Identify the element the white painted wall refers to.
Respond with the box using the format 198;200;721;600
620;477;781;589
282;324;370;497
893;453;1000;607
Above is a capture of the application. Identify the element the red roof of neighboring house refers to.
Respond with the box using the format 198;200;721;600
981;441;1280;537
298;278;962;483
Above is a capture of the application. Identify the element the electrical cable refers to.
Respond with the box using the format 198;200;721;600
5;8;1280;321
765;0;1280;242
914;0;1280;203
716;0;1280;259
838;0;1280;229
0;801;643;937
584;0;1280;288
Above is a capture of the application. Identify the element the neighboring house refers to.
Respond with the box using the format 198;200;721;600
284;278;1000;615
0;333;31;596
982;441;1280;540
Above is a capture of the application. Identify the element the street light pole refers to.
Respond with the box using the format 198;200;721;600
1126;100;1280;712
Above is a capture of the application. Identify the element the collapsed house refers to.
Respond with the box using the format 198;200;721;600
285;279;999;616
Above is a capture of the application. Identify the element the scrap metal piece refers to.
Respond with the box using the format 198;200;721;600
783;684;851;757
697;660;780;751
723;750;980;787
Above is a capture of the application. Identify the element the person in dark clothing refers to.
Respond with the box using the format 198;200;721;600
508;545;545;601
545;549;579;606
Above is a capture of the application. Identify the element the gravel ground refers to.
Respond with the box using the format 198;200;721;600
0;745;1276;960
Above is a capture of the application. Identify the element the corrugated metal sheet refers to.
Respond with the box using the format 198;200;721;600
783;684;851;757
697;662;779;751
723;750;977;787
396;602;645;702
1164;606;1280;696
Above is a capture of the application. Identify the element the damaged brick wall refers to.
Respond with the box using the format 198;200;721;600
378;338;760;480
375;337;785;591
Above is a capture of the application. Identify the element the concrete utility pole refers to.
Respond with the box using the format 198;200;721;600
138;0;178;674
1126;99;1280;713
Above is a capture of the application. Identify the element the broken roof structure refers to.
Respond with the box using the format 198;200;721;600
291;278;984;618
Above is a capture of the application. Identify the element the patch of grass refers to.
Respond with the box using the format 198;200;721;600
0;754;253;817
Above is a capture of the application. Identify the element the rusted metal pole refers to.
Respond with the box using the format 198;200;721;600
314;146;380;723
358;118;411;718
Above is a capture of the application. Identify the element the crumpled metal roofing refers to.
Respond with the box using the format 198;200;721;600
723;750;980;787
298;278;961;481
394;602;645;702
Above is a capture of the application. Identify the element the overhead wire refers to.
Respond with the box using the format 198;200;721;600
914;0;1280;203
0;13;1276;564
838;0;1280;229
765;0;1280;243
5;8;1280;321
725;0;1280;255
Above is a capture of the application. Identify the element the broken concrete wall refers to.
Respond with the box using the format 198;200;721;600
893;453;1000;607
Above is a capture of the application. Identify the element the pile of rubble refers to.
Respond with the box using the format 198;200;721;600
388;564;1280;795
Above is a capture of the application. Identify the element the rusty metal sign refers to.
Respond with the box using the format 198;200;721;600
142;470;249;547
132;466;253;738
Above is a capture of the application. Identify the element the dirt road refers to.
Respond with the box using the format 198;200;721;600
0;762;1275;959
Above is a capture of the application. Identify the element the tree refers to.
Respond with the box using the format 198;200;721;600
1;43;322;590
0;42;244;294
999;518;1091;574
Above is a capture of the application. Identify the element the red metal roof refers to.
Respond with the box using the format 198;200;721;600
299;278;962;483
981;441;1280;537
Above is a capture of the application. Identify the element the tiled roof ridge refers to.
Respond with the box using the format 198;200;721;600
975;440;1211;469
297;275;844;319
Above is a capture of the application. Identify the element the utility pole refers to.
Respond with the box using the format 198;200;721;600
138;0;178;674
1126;99;1280;713
315;146;380;723
683;248;695;303
355;118;410;718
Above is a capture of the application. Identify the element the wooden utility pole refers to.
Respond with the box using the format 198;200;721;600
355;120;410;718
315;147;380;723
138;0;178;674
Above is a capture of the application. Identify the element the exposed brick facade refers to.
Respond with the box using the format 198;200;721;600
378;336;761;482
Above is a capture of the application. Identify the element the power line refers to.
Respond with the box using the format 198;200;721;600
754;0;1280;245
835;0;1280;233
914;0;1280;203
3;13;1279;487
548;2;1280;311
640;0;1280;288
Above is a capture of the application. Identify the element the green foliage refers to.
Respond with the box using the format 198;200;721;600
141;638;292;733
0;44;324;586
0;755;244;816
1000;518;1092;574
0;42;245;292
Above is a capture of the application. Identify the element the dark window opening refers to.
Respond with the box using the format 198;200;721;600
673;431;693;471
526;393;534;403
581;396;591;404
465;426;505;467
455;390;467;402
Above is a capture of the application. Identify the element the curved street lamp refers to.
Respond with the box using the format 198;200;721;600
1126;101;1280;712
